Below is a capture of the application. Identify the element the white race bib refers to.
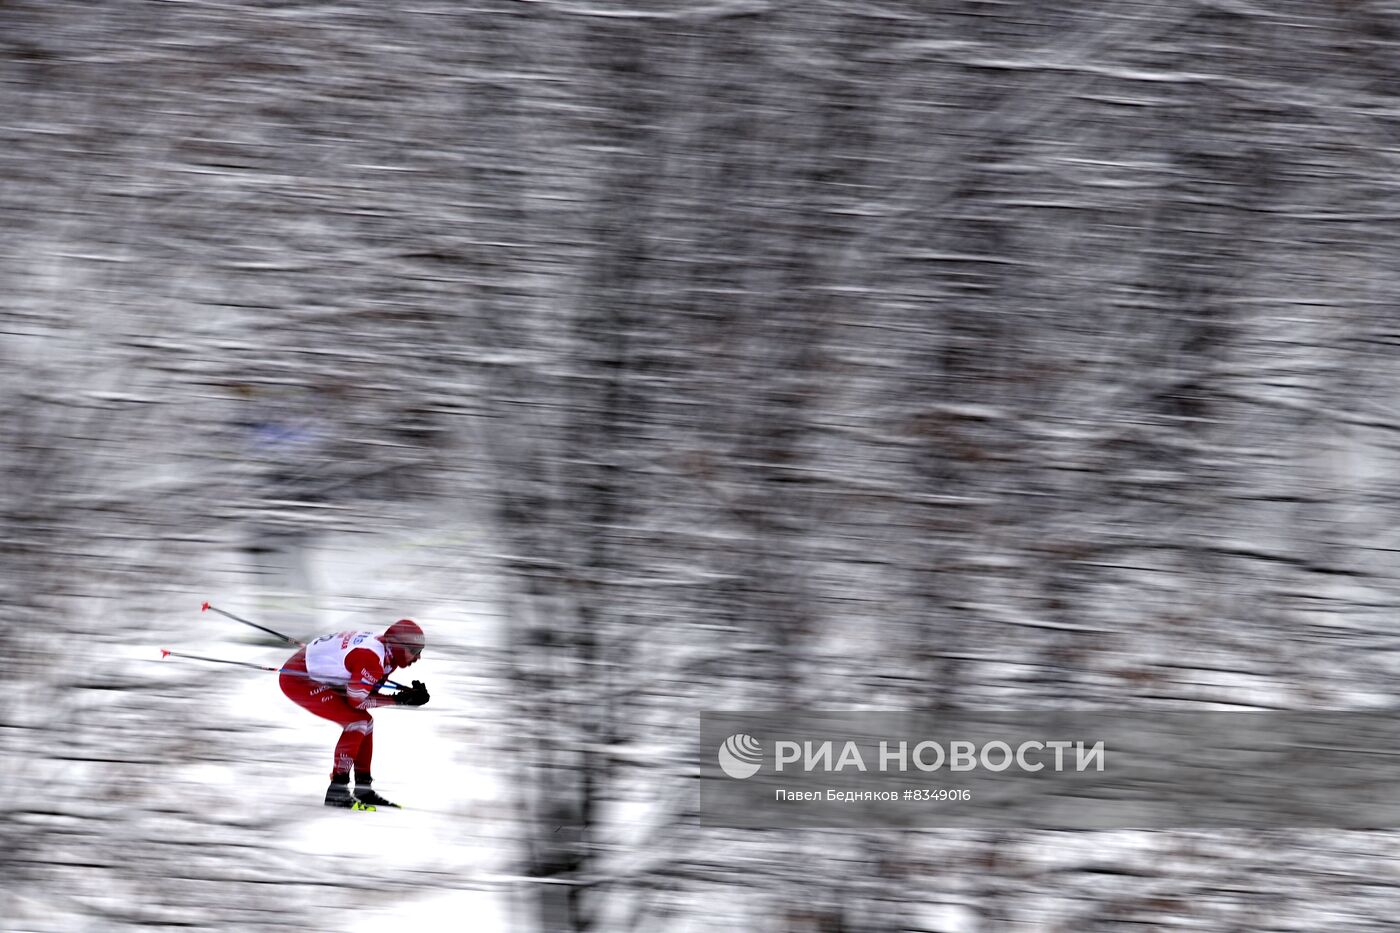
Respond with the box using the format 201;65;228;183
305;630;388;685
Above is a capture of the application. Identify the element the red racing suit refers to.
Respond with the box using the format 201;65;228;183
280;630;400;779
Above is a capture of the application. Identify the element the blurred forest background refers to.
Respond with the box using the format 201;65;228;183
7;0;1400;930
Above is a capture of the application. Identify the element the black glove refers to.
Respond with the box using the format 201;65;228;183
396;680;430;707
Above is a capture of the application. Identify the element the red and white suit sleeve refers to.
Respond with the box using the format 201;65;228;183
343;647;396;710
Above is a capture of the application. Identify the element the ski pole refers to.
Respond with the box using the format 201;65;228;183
197;602;411;689
160;648;283;673
159;649;409;690
201;601;303;646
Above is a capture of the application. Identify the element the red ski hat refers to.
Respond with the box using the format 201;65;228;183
383;619;425;667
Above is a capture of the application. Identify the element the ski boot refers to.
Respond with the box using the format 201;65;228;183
324;779;356;809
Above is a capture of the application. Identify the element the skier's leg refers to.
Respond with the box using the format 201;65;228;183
350;730;400;808
280;660;366;740
279;651;347;721
349;731;399;807
333;717;373;778
354;730;373;780
279;656;377;804
317;710;372;807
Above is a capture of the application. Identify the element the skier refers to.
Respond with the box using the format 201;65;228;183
279;618;430;809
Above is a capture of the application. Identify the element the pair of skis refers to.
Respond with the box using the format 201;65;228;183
339;800;401;812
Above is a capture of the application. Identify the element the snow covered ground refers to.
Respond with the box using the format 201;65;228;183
249;528;519;932
52;521;529;933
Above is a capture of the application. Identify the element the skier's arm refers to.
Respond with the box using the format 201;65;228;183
343;647;397;710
